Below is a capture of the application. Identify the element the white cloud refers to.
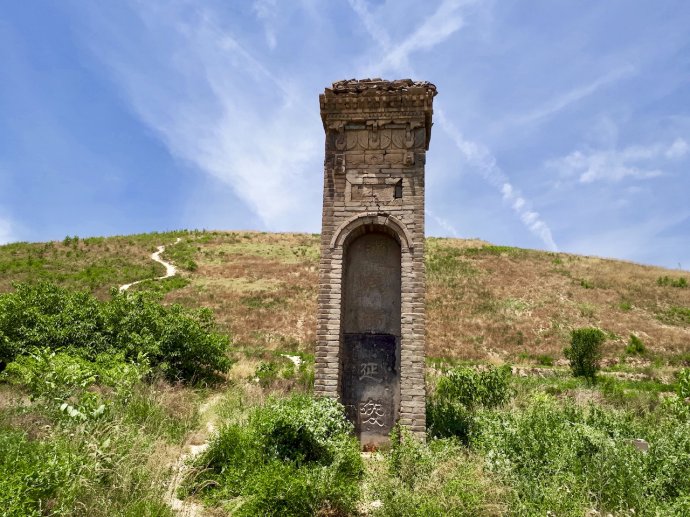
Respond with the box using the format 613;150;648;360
253;0;279;49
348;0;558;251
350;0;469;75
0;216;15;245
511;65;636;126
438;110;558;251
547;138;688;184
666;137;689;159
89;3;321;230
426;209;459;237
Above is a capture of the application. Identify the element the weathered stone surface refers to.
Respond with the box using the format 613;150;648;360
315;78;436;446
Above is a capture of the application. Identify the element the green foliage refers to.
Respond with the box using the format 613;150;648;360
471;393;690;515
62;235;79;247
162;240;198;272
186;395;362;516
657;275;688;288
536;354;554;366
626;334;647;355
564;327;606;381
678;368;690;399
658;306;690;327
128;275;190;295
255;360;279;387
427;365;512;440
619;300;633;311
0;239;168;295
0;282;230;382
0;426;77;516
436;365;513;409
0;361;191;516
371;428;501;516
463;245;526;257
579;278;594;289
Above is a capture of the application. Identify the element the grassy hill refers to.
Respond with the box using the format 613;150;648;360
3;230;688;368
2;229;690;515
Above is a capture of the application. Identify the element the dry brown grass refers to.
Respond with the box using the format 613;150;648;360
165;231;319;354
166;232;689;365
4;230;687;366
426;240;690;363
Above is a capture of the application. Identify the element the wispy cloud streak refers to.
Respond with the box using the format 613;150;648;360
348;0;558;251
87;2;321;230
437;110;558;250
426;209;460;237
0;216;15;244
512;65;636;126
547;137;689;183
350;0;468;75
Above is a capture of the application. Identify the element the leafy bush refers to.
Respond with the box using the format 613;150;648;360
186;395;362;516
678;368;690;399
427;365;512;440
436;365;512;408
0;282;230;382
255;360;279;387
657;276;688;288
564;327;606;381
626;334;646;355
0;373;188;516
536;354;554;366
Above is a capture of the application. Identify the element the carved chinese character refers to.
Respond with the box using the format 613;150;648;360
359;362;382;382
359;399;385;429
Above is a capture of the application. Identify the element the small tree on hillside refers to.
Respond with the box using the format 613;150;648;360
564;327;606;381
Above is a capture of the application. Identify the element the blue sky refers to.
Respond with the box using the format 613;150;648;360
1;1;688;269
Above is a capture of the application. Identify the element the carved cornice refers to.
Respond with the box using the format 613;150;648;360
321;78;437;150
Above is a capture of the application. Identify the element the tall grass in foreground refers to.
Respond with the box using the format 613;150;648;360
0;281;227;515
424;365;690;516
184;395;362;516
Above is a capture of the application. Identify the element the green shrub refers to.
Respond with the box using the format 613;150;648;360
626;334;646;355
427;365;512;440
0;282;230;382
536;354;554;367
427;399;474;442
186;395;362;516
435;365;512;409
678;368;690;399
564;327;606;381
255;361;279;387
657;276;688;288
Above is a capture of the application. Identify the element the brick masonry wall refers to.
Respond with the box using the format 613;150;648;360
315;79;436;438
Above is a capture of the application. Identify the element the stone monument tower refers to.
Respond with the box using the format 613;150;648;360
315;79;436;446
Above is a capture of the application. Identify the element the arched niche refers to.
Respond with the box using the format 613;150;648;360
340;227;402;445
